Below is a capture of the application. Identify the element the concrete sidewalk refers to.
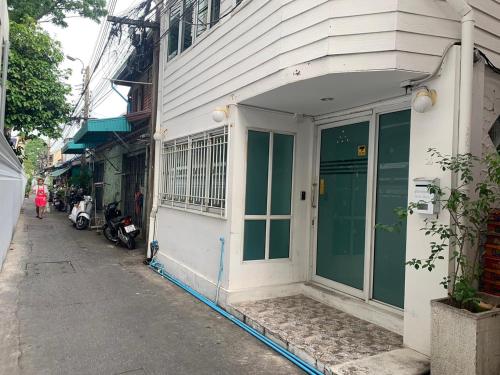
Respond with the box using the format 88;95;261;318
0;200;302;375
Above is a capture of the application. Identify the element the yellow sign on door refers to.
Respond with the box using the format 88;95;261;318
319;178;325;196
357;145;367;157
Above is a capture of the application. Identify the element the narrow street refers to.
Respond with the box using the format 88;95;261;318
0;200;302;375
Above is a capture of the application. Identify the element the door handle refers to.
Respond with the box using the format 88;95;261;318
312;182;318;208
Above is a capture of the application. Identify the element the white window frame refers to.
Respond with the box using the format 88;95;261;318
243;130;295;261
159;126;228;218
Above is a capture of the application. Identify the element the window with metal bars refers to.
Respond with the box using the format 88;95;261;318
160;126;228;216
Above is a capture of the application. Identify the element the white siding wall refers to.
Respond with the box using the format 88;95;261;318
397;0;500;67
161;0;420;123
161;0;500;126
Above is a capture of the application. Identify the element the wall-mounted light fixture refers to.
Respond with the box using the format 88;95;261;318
212;106;229;123
412;87;437;113
153;128;167;141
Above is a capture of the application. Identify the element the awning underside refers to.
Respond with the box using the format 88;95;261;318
73;116;131;144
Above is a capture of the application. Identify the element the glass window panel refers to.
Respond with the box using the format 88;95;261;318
243;220;266;261
271;134;293;215
168;4;180;58
373;110;411;308
245;131;269;215
210;0;221;25
196;0;209;36
269;219;290;259
182;0;195;51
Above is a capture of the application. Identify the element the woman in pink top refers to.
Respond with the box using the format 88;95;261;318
33;178;48;219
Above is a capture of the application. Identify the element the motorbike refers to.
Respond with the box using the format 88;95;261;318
53;195;66;212
102;201;140;250
67;187;83;213
69;195;93;230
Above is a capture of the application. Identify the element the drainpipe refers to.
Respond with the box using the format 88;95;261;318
147;2;164;259
446;0;475;156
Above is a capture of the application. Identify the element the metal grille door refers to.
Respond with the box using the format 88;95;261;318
122;153;147;229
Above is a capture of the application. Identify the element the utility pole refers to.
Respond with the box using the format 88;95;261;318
81;66;90;168
83;66;91;120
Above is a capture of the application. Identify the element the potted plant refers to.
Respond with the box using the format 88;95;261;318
381;149;500;375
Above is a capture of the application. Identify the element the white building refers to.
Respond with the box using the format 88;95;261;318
149;0;500;359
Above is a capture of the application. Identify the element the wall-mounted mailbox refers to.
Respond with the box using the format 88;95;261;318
413;178;440;215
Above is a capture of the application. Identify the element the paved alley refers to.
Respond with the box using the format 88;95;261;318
0;201;302;375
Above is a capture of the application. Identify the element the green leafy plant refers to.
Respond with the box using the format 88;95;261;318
381;149;500;311
69;166;91;193
9;0;107;27
5;21;71;140
22;138;48;178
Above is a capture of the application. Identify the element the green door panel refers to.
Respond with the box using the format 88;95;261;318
243;220;266;261
372;110;411;308
271;134;294;215
316;122;369;290
269;219;291;259
245;131;270;215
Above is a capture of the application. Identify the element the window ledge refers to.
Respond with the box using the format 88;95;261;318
159;202;227;220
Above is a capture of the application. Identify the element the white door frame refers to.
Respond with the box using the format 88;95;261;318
310;98;411;314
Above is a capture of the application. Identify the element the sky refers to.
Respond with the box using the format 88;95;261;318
43;1;136;151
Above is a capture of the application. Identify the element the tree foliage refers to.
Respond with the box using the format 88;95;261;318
9;0;107;27
23;138;48;178
5;21;72;140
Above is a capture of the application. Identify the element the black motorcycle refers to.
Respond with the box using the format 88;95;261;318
102;201;140;250
53;194;66;212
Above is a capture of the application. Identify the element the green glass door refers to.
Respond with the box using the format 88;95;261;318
372;110;411;308
316;122;369;291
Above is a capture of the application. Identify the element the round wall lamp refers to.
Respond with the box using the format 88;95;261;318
153;129;167;141
212;106;229;123
412;87;437;113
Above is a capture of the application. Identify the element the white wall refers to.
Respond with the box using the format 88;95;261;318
403;47;462;356
0;135;26;270
226;106;314;295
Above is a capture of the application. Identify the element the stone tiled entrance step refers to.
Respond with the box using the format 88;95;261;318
227;295;429;375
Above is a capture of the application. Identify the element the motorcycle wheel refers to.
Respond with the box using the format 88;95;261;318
103;225;117;243
75;216;88;230
125;236;136;250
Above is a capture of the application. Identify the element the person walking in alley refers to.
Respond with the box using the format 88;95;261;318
33;177;48;219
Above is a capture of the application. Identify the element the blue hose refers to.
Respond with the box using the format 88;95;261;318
215;237;224;304
149;258;323;375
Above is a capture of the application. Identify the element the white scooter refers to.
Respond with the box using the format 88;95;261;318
69;195;93;230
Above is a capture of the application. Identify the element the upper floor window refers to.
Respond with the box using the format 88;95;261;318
167;0;221;60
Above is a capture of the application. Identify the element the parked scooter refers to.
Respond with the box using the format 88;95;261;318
102;201;140;250
53;195;66;212
67;187;83;213
69;195;93;230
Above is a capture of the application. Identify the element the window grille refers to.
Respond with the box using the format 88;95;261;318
160;126;228;216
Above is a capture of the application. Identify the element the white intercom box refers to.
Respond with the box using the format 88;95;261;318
413;178;440;215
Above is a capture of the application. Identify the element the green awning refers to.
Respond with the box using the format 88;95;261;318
62;140;87;154
73;116;131;145
50;167;70;177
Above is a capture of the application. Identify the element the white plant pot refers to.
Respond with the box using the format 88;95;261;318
431;294;500;375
